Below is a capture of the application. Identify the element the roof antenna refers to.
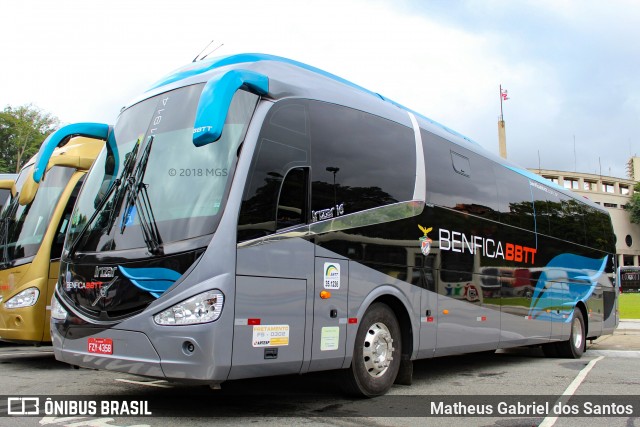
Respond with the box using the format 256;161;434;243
193;40;215;63
200;42;224;61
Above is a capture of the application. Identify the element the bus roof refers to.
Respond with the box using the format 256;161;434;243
135;53;604;213
145;53;478;145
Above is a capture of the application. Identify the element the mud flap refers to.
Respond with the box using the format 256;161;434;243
394;355;413;386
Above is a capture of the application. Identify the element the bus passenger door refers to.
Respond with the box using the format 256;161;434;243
308;257;348;372
232;163;313;379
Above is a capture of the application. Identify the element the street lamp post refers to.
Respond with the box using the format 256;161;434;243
326;166;339;206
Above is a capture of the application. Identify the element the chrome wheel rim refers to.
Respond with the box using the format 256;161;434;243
572;316;583;350
362;322;394;377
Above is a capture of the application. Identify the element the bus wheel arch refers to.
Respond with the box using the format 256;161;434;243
373;294;414;386
557;303;587;358
342;301;403;397
575;301;589;339
372;294;414;360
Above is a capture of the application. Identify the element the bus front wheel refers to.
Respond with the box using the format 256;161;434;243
342;302;401;397
557;309;586;358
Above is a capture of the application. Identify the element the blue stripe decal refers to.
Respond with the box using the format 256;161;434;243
147;53;373;94
504;165;571;195
118;266;181;299
33;123;111;183
148;53;477;145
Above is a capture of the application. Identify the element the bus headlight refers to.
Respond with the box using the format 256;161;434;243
154;290;224;325
50;295;68;320
4;287;40;309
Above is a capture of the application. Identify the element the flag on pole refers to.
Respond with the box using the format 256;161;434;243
501;88;509;101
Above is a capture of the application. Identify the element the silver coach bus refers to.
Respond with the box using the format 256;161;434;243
48;54;618;396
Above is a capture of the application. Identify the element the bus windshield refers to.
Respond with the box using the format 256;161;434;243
65;84;259;255
0;166;74;267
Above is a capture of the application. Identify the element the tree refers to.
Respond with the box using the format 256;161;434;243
627;182;640;224
0;104;59;173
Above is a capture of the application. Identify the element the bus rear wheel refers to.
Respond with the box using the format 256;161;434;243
342;302;401;397
556;309;585;358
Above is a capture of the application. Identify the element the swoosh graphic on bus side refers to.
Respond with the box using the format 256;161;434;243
118;266;182;298
527;253;607;321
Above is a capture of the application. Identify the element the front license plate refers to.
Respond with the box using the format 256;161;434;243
88;337;113;355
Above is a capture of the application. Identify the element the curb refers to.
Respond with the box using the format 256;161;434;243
614;329;640;336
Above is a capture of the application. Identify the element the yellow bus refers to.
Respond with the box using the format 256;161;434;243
0;174;17;212
0;136;103;344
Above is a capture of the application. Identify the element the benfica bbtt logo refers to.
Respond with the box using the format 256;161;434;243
418;225;433;256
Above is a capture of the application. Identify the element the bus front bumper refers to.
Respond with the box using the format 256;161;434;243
51;321;231;384
52;327;166;379
0;306;46;343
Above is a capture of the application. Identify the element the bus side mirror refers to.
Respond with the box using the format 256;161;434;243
46;136;106;171
33;123;111;183
18;174;38;206
0;179;16;198
193;69;268;147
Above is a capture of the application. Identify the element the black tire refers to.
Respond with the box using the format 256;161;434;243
342;303;402;397
556;309;586;358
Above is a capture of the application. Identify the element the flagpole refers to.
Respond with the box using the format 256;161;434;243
498;84;507;159
500;84;504;121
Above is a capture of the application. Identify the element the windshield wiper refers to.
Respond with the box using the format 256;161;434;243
66;175;121;259
119;135;163;255
67;138;142;258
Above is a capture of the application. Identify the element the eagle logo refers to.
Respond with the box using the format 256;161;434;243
418;225;433;256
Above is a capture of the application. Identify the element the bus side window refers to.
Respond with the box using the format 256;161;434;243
309;101;415;216
421;130;499;220
276;167;309;230
531;186;551;236
494;165;535;231
51;177;85;259
238;101;310;242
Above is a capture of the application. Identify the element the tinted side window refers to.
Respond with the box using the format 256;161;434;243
309;101;415;217
583;205;613;251
545;190;564;239
597;210;616;251
276;167;308;230
422;130;499;220
238;102;310;241
493;166;534;231
549;192;571;242
560;196;586;245
546;191;591;246
531;186;550;236
531;181;562;237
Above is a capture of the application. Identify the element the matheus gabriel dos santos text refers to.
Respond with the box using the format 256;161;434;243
430;400;634;416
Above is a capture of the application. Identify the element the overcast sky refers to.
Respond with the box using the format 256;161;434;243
1;0;638;179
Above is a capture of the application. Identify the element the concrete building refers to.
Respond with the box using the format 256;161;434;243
529;167;639;267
